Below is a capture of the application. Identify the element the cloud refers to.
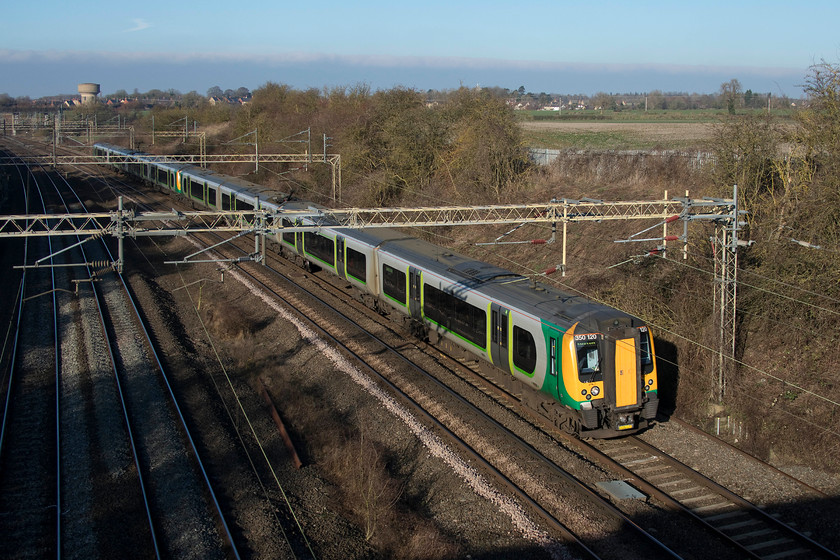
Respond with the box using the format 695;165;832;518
0;48;805;76
124;19;150;33
0;48;809;98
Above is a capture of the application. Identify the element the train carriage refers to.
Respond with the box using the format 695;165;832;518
94;142;659;437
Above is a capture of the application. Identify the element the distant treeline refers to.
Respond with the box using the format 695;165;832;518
2;77;801;112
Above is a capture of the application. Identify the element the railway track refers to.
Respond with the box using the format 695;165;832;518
199;233;690;559
587;435;839;560
74;142;840;558
45;155;675;558
225;223;840;560
0;150;241;558
4;139;838;559
46;141;322;559
0;161;60;557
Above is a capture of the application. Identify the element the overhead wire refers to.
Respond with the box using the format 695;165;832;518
116;141;840;435
485;249;840;413
609;251;835;340
687;248;840;308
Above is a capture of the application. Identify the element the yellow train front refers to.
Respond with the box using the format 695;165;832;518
464;271;659;438
556;316;658;437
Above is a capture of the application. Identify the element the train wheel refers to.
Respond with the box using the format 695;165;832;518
540;403;581;436
557;415;581;436
409;320;428;341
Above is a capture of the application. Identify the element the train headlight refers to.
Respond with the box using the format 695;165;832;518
647;378;654;386
590;386;600;397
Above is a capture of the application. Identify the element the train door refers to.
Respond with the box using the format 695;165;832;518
408;267;422;320
603;328;642;415
336;236;346;279
490;304;511;374
547;333;560;398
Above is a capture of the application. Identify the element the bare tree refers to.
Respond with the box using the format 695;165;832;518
720;78;743;113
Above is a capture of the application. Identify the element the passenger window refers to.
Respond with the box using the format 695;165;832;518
304;232;335;266
513;325;536;374
382;264;407;305
346;247;367;283
281;218;296;246
422;284;486;349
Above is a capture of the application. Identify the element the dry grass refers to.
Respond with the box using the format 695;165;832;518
520;120;717;151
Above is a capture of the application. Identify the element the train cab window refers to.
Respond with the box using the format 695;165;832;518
346;247;367;283
304;232;335;266
513;325;537;374
382;264;406;305
576;337;602;382
640;328;654;375
281;218;296;246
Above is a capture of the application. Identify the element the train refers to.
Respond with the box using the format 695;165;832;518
94;142;659;437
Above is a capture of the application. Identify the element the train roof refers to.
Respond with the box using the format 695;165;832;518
343;227;641;333
94;142;644;334
180;166;289;205
95;143;291;206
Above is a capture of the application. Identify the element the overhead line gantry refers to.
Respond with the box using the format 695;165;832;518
0;139;745;402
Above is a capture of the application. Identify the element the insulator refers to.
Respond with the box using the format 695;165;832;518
531;239;547;245
664;235;679;241
665;215;680;224
544;266;558;275
90;260;112;269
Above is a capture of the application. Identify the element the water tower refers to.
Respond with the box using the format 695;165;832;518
78;83;101;105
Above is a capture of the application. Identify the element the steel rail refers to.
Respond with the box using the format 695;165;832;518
78;166;312;559
54;167;244;558
43;170;162;558
0;159;31;461
200;225;681;559
42;173;62;559
626;435;840;559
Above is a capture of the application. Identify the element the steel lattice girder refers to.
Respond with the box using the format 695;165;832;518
0;154;339;166
0;197;734;238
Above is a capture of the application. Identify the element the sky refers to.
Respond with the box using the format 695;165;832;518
2;0;839;99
